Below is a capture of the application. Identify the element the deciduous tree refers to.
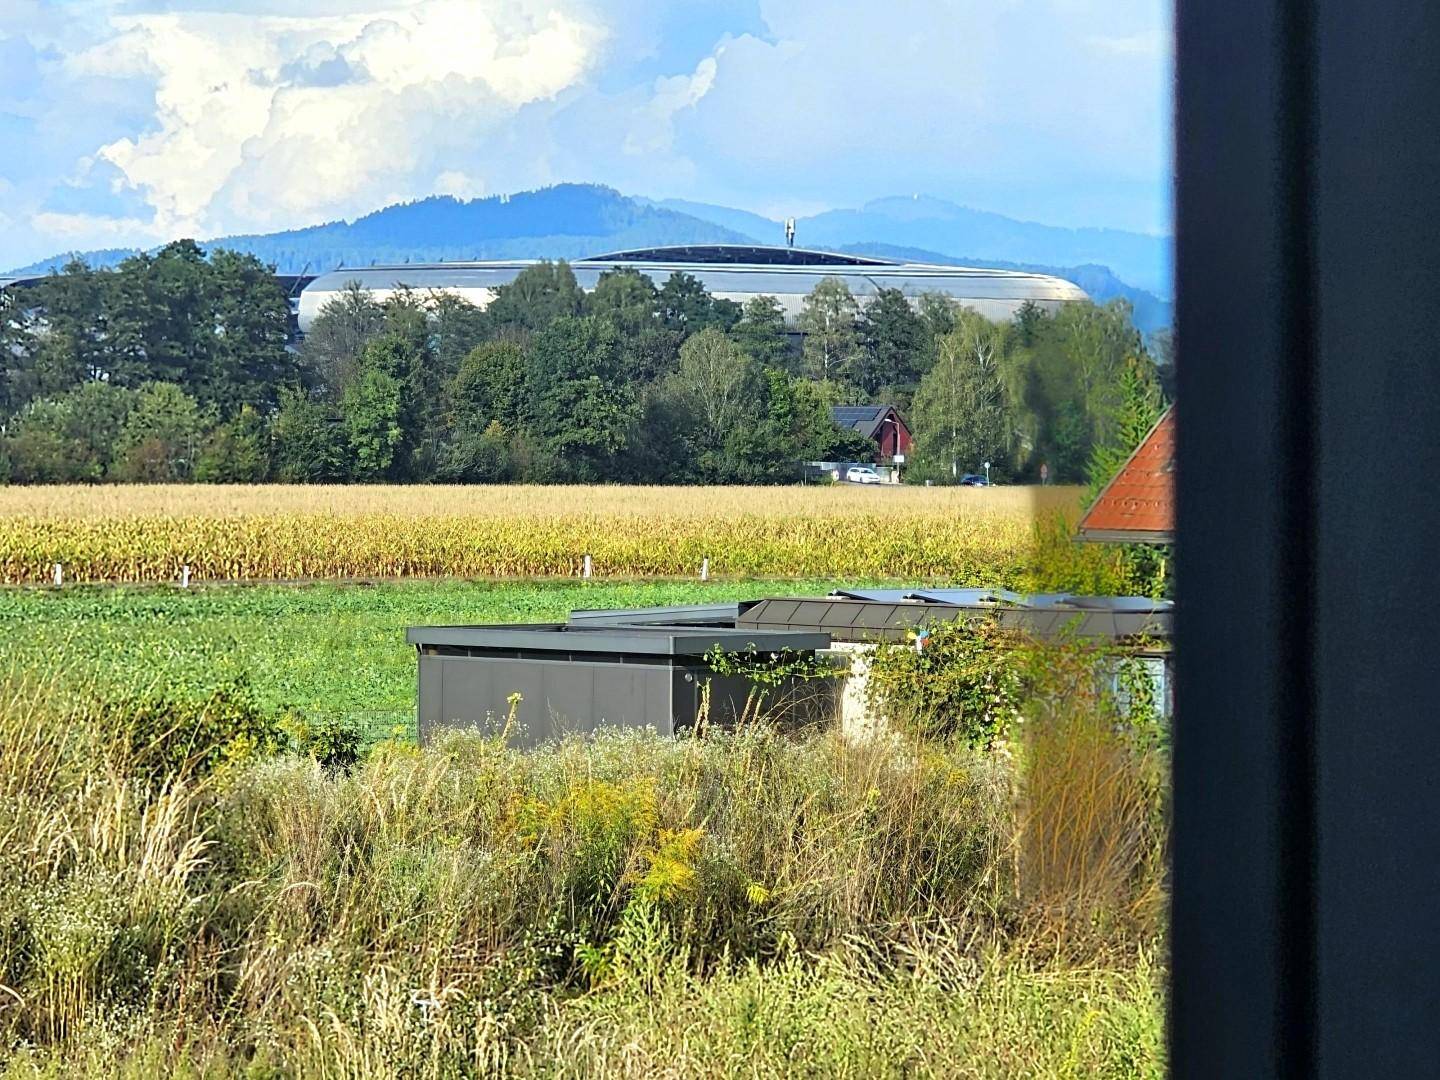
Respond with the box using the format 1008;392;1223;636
799;278;861;383
911;314;1011;482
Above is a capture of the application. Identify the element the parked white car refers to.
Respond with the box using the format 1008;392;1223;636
845;466;884;485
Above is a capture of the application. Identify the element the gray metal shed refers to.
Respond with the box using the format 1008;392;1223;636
407;623;833;748
738;592;1173;646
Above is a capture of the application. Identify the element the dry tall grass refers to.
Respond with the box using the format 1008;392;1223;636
0;484;1080;585
0;675;1164;1077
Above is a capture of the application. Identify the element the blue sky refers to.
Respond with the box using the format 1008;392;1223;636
0;1;1172;269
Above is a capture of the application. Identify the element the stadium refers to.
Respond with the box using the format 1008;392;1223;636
296;244;1089;332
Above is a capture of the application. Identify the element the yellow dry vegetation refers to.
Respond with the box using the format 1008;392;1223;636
0;484;1081;585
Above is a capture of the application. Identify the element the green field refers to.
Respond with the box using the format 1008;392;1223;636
0;577;1167;1076
0;578;881;742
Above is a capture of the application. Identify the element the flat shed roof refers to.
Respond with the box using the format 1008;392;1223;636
407;623;830;657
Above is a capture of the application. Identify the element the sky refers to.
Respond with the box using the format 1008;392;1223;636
0;0;1173;270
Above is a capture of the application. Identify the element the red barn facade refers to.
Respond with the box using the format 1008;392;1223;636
831;405;913;462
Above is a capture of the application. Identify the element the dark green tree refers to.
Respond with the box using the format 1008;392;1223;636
25;260;111;388
1003;299;1152;480
1152;326;1177;400
450;338;529;431
195;405;269;482
1012;299;1046;346
591;268;683;382
206;249;295;414
658;272;741;334
0;286;17;417
106;241;217;393
485;261;586;332
270;388;350;482
430;292;490;383
438;419;516;483
730;295;792;369
589;268;660;335
1085;355;1165;503
723;370;862;482
858;287;931;400
300;282;385;400
525;316;636;480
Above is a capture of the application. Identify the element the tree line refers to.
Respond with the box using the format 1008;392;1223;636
0;239;1168;484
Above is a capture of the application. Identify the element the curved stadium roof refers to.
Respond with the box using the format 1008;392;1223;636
297;244;1089;332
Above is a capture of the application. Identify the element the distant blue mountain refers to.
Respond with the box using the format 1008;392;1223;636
8;183;1173;329
8;185;750;276
5;247;141;276
810;197;1170;296
650;193;1171;299
647;197;788;245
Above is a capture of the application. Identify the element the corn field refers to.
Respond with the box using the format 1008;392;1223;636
0;484;1079;585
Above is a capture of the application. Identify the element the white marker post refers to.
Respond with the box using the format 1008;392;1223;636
181;565;191;589
582;554;593;579
52;563;62;588
700;557;710;581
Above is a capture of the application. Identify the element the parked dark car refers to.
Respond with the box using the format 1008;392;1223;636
959;473;989;486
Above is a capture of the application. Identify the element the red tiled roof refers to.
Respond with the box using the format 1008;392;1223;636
1078;407;1175;543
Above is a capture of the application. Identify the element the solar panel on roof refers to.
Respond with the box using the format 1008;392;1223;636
831;588;917;602
832;406;884;422
908;588;1024;607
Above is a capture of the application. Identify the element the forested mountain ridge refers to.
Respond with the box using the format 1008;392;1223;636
7;186;750;276
10;184;1171;312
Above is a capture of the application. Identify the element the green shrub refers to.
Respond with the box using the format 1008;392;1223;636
98;678;292;785
865;619;1025;746
289;714;363;776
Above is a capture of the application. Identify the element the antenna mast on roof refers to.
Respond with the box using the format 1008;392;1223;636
784;218;796;248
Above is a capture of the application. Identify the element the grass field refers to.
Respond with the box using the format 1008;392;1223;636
0;490;1165;1075
0;483;1081;585
0;579;883;743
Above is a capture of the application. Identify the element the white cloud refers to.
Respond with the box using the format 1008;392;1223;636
58;1;608;239
434;170;487;199
30;210;168;247
621;56;716;156
2;0;1174;266
641;0;1173;232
